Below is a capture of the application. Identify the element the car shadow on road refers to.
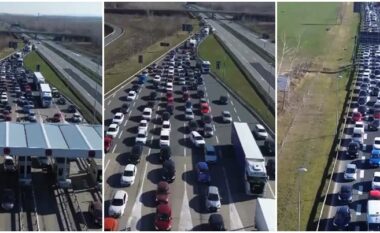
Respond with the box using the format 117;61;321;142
136;213;155;231
122;136;135;147
191;223;210;231
189;194;208;214
106;173;123;189
146;153;161;165
147;168;161;185
116;152;130;166
129;115;141;123
140;190;157;208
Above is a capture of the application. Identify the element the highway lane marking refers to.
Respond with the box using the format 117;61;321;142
364;133;368;140
230;100;234;106
133;102;136;107
237;115;241;122
126;162;148;231
359;170;364;179
361;155;366;164
118;130;123;139
107;100;111;105
222;167;244;231
104;159;110;172
227;93;230;98
123;119;129;127
178;164;193;231
356;204;362;216
233;107;237;113
216;135;219;144
112;144;117;153
358;185;363;195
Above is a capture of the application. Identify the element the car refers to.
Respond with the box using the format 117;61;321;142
352;112;362;122
162;120;171;132
166;103;174;115
120;103;130;114
254;124;268;140
156;181;170;204
197;89;205;98
160;129;170;147
187;120;198;133
219;95;228;105
120;164;137;186
0;94;8;103
3;155;15;172
190;131;205;147
67;105;76;113
56;96;66;105
149;91;157;101
138;120;148;132
200;102;210;114
104;136;113;153
28;111;37;122
338;185;353;203
372;172;380;190
72;112;82;123
112;112;124;125
185;108;194;120
205;186;221;212
333;206;351;230
108;190;128;218
201;114;212;127
53;112;64;123
264;138;275;156
162;159;176;182
135;129;148;144
352;132;363;146
154;204;173;231
346;141;360;159
204;144;217;164
208;214;225;231
153;75;161;83
374;137;380;150
185;100;192;110
166;92;174;103
166;82;173;91
368;119;380;131
196;162;211;184
353;121;365;134
370;149;380;167
203;123;214;137
142;108;152;121
161;111;171;122
129;143;143;163
344;163;357;181
127;91;137;100
160;146;171;162
1;189;15;211
104;217;119;231
88;201;102;227
106;124;119;138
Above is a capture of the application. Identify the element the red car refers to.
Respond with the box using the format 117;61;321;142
352;112;362;122
154;204;172;231
156;181;169;204
200;102;210;114
374;110;380;119
104;136;113;153
182;92;190;101
166;92;174;103
53;112;64;122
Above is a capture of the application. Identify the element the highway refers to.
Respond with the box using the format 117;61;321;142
198;13;275;105
105;23;124;47
104;40;275;230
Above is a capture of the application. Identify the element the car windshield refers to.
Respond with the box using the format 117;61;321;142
157;212;170;221
224;112;230;117
346;168;355;173
195;136;203;140
208;193;219;201
111;198;123;206
140;123;147;127
258;128;266;133
161;136;169;140
353;133;361;138
375;140;380;144
138;134;145;138
374;176;380;182
143;112;150;116
163;124;170;129
115;115;122;120
108;127;116;132
123;170;134;177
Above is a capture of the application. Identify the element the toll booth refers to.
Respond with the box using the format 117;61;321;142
0;122;102;188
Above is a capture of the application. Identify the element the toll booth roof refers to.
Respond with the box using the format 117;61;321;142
0;122;102;158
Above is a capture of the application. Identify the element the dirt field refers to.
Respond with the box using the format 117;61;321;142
277;2;359;230
105;2;185;10
0;33;19;59
195;2;274;15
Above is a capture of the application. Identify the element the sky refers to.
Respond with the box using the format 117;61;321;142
0;2;102;17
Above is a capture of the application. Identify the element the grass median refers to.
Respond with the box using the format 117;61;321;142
24;51;99;124
198;34;274;129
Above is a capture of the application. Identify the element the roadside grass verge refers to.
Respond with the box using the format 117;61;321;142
277;2;359;230
24;51;99;124
198;34;274;129
0;41;24;60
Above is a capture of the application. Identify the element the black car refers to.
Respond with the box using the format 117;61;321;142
333;206;351;230
120;103;130;114
181;86;188;93
166;104;174;115
358;96;368;106
57;97;66;105
129;143;143;163
160;146;171;162
208;214;226;231
132;84;140;92
346;141;360;158
338;185;353;203
219;95;228;105
150;91;157;100
264;138;275;156
359;90;368;96
202;114;212;126
358;105;367;115
1;189;15;211
185;101;192;109
368;119;380;131
161;111;171;122
266;159;275;180
197;89;205;98
188;120;198;132
147;101;155;108
162;159;175;183
372;87;380;96
68;105;76;113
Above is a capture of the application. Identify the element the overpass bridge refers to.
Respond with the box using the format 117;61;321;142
0;29;91;42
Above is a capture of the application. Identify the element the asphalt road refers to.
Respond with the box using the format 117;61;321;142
198;13;275;104
104;46;275;230
105;23;124;47
43;40;102;77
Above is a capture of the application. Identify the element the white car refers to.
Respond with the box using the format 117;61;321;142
106;124;119;138
254;124;268;140
127;91;136;100
142;108;152;121
162;120;171;132
0;94;8;103
222;111;232;123
354;121;364;135
344;164;357;181
352;132;363;145
160;129;170;147
135;129;148;144
154;75;161;83
108;190;128;218
120;164;137;186
205;186;221;212
190;131;205;147
112;112;124;125
178;77;186;85
166;82;173;91
185;108;194;120
138;119;148;132
372;172;380;190
373;137;380;150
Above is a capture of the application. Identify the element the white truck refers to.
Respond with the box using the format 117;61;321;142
201;27;210;35
231;122;268;195
255;198;276;231
40;83;52;108
186;39;197;49
34;72;45;87
367;196;380;230
201;60;211;74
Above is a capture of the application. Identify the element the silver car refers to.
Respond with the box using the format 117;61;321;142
205;186;221;212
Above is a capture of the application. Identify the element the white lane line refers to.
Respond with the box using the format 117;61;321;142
118;130;124;139
126;162;148;230
359;170;364;179
112;144;117;153
233;107;237;113
216;135;219;144
213;125;216;131
178;164;193;231
237;116;241;122
227;93;230;98
364;133;368;140
358;185;363;195
356;204;362;216
133;102;136;107
230;101;234;106
124;119;129;127
104;159;110;172
107;100;111;105
222;167;244;230
128;111;132;117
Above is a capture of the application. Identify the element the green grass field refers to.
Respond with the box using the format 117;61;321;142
277;2;359;230
24;51;98;123
198;35;274;129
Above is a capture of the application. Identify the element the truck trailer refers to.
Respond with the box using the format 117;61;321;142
255;198;276;231
231;122;267;195
40;83;52;108
367;190;380;230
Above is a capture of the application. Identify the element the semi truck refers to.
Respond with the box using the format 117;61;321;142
34;72;45;89
200;60;211;74
40;83;52;108
231;122;267;195
255;198;276;231
367;190;380;230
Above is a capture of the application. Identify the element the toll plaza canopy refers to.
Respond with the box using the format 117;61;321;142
0;122;102;158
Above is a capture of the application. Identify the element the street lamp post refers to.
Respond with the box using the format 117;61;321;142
297;167;308;231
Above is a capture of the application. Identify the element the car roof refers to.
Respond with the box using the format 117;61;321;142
161;129;170;136
114;190;127;199
191;131;200;136
125;164;136;171
109;123;118;128
209;213;224;224
341;185;352;191
208;185;219;194
157;203;171;213
144;108;152;112
374;171;380;177
347;163;356;169
197;161;208;169
205;144;215;152
115;112;123;116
